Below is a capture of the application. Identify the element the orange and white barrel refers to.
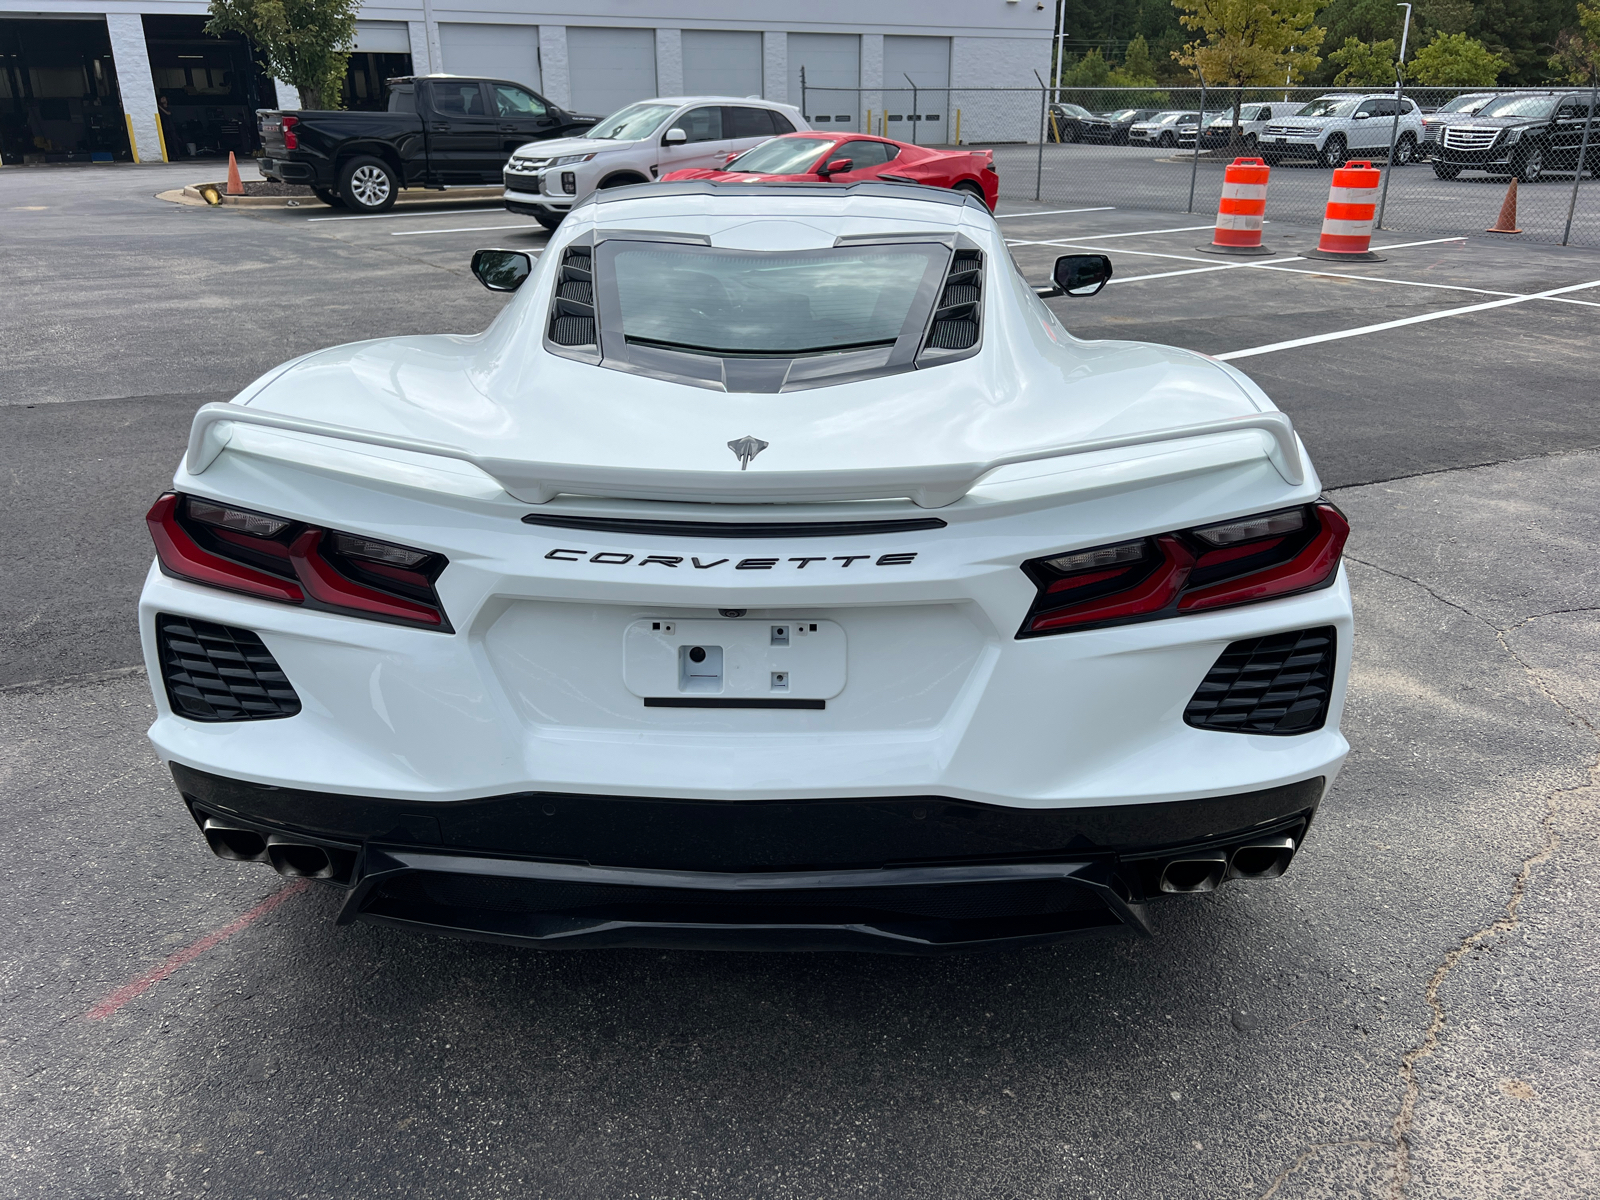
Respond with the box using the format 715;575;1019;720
1305;161;1385;260
1199;158;1273;256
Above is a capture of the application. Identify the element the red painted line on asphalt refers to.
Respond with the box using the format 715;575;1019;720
84;879;311;1021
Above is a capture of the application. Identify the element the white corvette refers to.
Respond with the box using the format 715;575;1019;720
141;181;1352;953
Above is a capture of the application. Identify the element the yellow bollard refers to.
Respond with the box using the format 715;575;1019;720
155;112;169;162
124;113;140;163
954;108;961;145
864;109;872;134
1049;110;1062;144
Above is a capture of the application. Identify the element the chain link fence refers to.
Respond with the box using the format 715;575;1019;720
798;82;1600;248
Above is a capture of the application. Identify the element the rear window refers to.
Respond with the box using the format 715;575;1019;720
608;243;948;356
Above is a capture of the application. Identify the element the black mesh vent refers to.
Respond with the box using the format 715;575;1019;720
551;315;596;346
564;252;591;273
557;280;593;304
940;283;979;306
404;872;1102;922
928;318;978;349
1185;627;1336;735
156;614;301;722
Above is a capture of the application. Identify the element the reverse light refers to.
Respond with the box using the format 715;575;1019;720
1018;503;1348;637
147;493;451;630
281;115;298;151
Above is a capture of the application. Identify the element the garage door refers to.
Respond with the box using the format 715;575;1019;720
681;30;761;99
882;35;950;144
438;23;540;93
566;27;657;118
788;33;859;129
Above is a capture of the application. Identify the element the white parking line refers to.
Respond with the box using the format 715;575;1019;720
992;207;1116;220
1215;276;1600;360
308;204;507;222
390;224;541;237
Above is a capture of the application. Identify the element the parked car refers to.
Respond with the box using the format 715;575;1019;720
256;75;596;212
1047;102;1096;143
503;96;807;229
662;131;998;208
1262;94;1424;167
1198;102;1304;151
142;179;1351;953
1081;108;1162;144
1432;91;1599;181
1417;92;1498;158
1127;111;1209;149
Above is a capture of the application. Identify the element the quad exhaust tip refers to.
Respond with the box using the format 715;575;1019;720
1158;837;1298;894
201;818;269;862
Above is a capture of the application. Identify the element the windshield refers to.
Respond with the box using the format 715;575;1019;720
1107;109;1138;120
1438;93;1492;113
1297;97;1359;118
727;136;834;174
609;243;947;355
587;102;678;141
1482;95;1558;119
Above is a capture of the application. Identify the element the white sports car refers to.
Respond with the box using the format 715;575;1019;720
141;181;1352;953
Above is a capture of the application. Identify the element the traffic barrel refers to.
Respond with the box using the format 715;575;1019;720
1197;157;1274;256
1302;161;1386;261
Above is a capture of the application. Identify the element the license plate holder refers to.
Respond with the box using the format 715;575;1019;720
623;618;846;702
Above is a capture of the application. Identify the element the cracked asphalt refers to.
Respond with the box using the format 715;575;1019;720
2;167;1598;1198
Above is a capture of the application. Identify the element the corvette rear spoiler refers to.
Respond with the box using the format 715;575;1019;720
184;403;1305;508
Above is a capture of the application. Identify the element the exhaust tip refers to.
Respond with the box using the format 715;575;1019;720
1158;851;1228;894
266;836;356;883
202;819;269;862
1229;837;1296;880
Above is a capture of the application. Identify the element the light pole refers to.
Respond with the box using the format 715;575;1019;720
1376;2;1413;229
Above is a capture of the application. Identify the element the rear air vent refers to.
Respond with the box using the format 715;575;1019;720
1184;627;1336;735
156;614;301;722
547;245;598;351
919;249;983;360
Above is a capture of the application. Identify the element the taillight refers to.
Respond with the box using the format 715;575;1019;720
146;493;450;630
281;115;298;150
1017;502;1348;637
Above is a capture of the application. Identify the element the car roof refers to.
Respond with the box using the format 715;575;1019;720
650;96;803;111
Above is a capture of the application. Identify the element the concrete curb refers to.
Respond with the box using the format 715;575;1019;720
168;183;506;210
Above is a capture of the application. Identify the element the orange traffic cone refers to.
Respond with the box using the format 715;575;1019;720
226;151;244;196
1486;177;1521;234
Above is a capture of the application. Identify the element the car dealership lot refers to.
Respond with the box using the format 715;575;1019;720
3;165;1598;1197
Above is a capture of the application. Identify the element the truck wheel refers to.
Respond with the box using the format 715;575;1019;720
1432;162;1461;179
312;187;345;208
533;211;565;231
339;156;398;212
1514;145;1545;182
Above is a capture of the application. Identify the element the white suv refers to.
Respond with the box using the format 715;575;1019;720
504;96;808;228
1198;102;1304;151
1263;94;1424;167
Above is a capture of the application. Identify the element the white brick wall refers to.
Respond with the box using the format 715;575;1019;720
763;31;786;102
105;13;163;162
951;36;1049;144
407;21;433;76
655;28;683;96
860;33;883;135
538;25;571;108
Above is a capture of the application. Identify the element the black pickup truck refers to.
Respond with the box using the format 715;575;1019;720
258;75;596;212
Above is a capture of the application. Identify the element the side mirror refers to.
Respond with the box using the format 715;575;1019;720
1040;254;1113;298
471;248;533;293
1352;111;1370;120
663;127;687;144
821;157;853;176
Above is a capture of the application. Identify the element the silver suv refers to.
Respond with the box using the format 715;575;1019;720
1263;94;1425;167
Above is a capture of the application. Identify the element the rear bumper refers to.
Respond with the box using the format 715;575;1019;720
173;763;1323;951
258;156;316;184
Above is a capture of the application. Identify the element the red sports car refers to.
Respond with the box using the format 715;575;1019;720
661;133;999;210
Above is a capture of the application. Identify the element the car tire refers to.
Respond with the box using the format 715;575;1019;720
338;156;397;212
1243;133;1258;152
312;186;345;208
1432;162;1461;179
1319;135;1349;169
1067;122;1082;144
1514;144;1545;182
953;180;989;208
1393;134;1416;165
1158;131;1176;148
533;211;565;231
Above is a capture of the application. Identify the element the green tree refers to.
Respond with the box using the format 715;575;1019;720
1122;33;1160;80
206;0;359;110
1060;48;1114;87
1550;0;1600;81
1172;0;1325;147
1327;35;1399;83
1408;31;1509;82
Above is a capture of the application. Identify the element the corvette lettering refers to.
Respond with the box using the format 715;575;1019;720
544;549;917;569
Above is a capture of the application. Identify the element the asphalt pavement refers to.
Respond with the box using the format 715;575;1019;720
2;164;1598;1198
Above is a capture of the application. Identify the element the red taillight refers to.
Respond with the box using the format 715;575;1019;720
146;493;450;630
281;115;298;150
1018;503;1347;637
